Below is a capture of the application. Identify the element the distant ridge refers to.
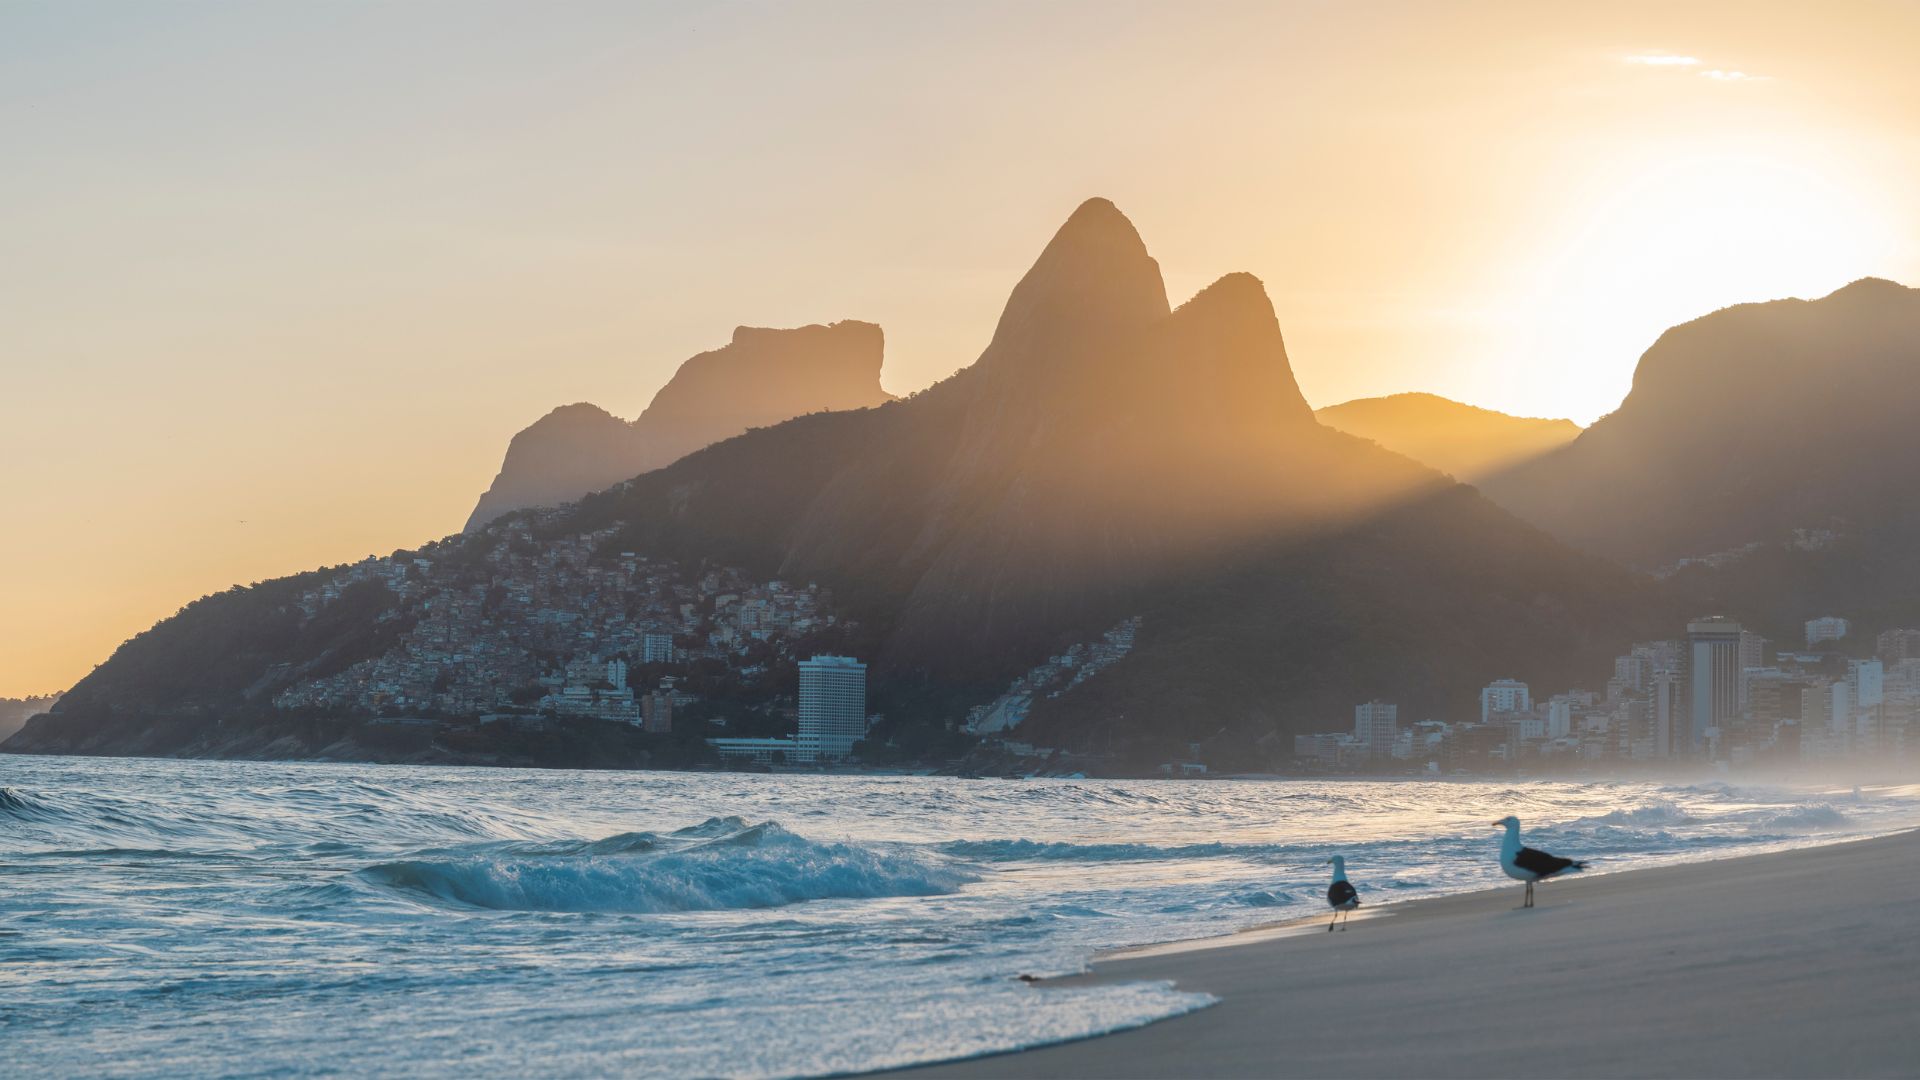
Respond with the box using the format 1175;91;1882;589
1482;278;1920;568
0;694;60;743
464;321;893;531
1315;392;1580;483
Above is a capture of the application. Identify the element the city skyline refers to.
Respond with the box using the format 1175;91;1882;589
1292;610;1920;775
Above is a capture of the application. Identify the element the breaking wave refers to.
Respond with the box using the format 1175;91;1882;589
937;838;1274;863
359;817;975;913
0;786;58;821
1750;804;1851;833
1569;801;1699;829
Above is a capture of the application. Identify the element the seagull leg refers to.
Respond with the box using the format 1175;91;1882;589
1328;912;1336;932
1524;882;1534;908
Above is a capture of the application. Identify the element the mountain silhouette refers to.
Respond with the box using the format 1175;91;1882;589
1483;278;1920;569
1316;393;1579;483
0;695;59;743
465;321;891;530
18;199;1652;767
559;199;1649;750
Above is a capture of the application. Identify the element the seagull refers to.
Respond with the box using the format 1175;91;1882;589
1494;815;1586;908
1324;855;1360;931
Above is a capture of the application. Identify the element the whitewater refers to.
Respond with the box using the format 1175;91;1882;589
4;757;1917;1078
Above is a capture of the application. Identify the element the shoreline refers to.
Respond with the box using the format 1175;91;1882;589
889;829;1920;1078
8;745;1902;789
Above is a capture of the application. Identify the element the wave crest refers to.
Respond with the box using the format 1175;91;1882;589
1751;805;1850;833
0;786;52;819
937;838;1262;863
359;819;974;913
1568;801;1698;829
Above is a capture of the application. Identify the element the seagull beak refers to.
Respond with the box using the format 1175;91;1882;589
1491;821;1504;827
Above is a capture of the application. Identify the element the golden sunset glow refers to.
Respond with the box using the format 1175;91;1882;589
4;1;1919;696
1500;143;1903;419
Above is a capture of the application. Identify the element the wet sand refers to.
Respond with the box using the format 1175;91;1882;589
892;830;1920;1078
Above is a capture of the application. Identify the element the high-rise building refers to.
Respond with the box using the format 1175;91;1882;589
1353;700;1399;756
1849;659;1886;751
1650;670;1685;757
1829;679;1855;752
1800;680;1832;728
1883;659;1920;755
1479;679;1531;724
1875;628;1920;665
1612;654;1651;695
1805;616;1851;648
1545;695;1575;739
641;632;676;664
1799;679;1838;760
1687;617;1744;756
797;655;867;763
1735;631;1768;708
605;657;629;692
1850;659;1885;708
642;678;674;734
1620;697;1655;760
1734;669;1804;757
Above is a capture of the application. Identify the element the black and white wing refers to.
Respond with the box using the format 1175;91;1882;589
1513;846;1580;878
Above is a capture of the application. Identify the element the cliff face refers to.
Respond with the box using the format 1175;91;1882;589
1315;393;1580;483
1482;279;1920;568
464;321;891;530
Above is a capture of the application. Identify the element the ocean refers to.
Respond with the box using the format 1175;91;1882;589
4;756;1914;1078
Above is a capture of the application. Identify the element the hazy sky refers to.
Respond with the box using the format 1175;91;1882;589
4;0;1918;696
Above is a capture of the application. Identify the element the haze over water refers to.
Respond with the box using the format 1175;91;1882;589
5;758;1914;1077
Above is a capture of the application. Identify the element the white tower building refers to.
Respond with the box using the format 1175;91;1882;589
1353;700;1399;756
1480;679;1531;723
797;655;868;763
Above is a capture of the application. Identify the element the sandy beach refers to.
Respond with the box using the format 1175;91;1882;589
896;830;1920;1079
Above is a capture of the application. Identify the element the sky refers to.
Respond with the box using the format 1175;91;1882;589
3;0;1919;697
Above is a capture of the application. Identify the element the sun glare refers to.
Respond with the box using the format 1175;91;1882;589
1505;150;1898;422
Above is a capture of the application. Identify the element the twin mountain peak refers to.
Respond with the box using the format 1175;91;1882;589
451;198;1635;730
469;199;1329;532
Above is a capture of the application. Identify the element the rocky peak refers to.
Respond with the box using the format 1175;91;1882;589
974;198;1170;385
465;321;892;531
1154;271;1314;430
638;320;888;429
